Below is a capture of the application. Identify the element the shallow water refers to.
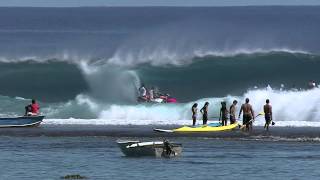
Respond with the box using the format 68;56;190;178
1;126;320;179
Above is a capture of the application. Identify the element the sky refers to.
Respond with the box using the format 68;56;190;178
0;0;320;7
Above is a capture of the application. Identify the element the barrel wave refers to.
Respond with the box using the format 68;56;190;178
0;6;320;126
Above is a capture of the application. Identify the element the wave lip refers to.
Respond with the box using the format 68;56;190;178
193;48;310;58
107;48;312;67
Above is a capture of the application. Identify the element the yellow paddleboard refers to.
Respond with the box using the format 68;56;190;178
173;122;239;132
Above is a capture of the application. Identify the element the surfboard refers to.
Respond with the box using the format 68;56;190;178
153;122;238;133
153;128;174;133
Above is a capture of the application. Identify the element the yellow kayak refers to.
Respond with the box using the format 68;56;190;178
154;122;239;133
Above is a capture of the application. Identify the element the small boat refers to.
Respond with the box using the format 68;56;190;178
117;140;182;157
137;95;177;104
154;122;239;133
0;116;45;128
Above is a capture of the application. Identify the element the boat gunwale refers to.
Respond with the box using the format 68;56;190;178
0;116;44;128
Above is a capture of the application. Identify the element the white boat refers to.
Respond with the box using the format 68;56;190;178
117;140;182;158
0;116;44;128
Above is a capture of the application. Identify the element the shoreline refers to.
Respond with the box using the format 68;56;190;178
0;124;319;139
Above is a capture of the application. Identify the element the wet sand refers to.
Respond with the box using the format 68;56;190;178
1;124;320;140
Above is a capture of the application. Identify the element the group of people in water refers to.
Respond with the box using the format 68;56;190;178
192;98;273;131
138;84;176;103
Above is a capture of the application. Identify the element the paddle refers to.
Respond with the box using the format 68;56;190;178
239;112;264;130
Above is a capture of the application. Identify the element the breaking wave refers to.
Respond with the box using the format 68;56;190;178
1;7;320;127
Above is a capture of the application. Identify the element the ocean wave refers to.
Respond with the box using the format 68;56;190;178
0;51;319;103
42;119;320;127
1;87;320;126
41;87;320;126
108;48;311;66
97;88;320;125
0;49;312;65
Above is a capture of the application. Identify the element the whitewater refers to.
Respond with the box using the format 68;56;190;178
0;6;320;127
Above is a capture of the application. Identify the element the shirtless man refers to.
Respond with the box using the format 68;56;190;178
229;100;238;124
238;98;255;131
264;99;273;131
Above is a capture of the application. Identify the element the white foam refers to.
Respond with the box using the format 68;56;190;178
0;48;309;67
243;88;320;123
107;48;310;67
42;88;320;127
42;118;190;125
42;119;320;127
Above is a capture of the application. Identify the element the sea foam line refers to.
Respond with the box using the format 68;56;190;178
43;118;320;127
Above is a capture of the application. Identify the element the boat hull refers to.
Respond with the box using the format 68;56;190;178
117;141;182;157
0;116;45;128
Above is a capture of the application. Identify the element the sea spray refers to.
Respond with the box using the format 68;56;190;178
39;88;320;126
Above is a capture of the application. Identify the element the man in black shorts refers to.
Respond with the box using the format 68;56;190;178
264;99;273;131
229;100;238;124
239;98;255;131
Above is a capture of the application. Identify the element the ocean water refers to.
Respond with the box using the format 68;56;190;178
1;6;320;179
1;126;320;180
0;6;319;126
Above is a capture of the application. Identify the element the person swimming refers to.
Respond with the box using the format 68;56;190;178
219;101;228;126
200;102;209;125
238;98;255;131
191;103;198;126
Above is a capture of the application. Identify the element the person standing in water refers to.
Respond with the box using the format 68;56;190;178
229;100;238;124
238;98;255;131
219;102;228;126
264;99;273;131
200;102;209;125
191;103;198;126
